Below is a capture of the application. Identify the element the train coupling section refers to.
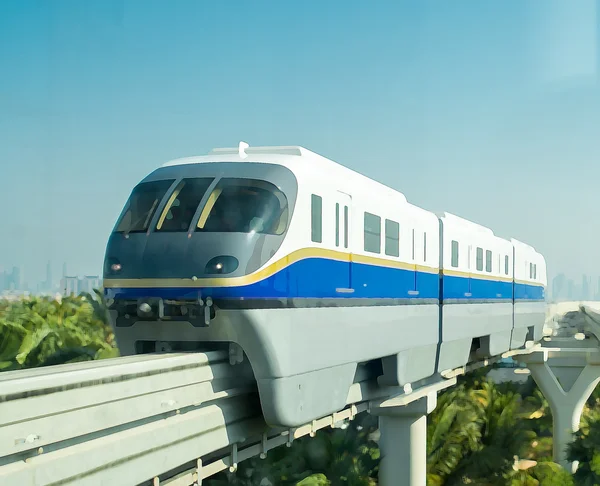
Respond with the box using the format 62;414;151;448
123;296;217;326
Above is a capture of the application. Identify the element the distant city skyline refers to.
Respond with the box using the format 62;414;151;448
551;273;600;302
0;260;101;296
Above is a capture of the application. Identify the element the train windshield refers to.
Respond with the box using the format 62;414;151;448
114;179;175;233
155;177;213;232
196;178;289;235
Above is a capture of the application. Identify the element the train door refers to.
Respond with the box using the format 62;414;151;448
335;191;352;292
412;228;419;295
414;229;428;296
467;244;473;296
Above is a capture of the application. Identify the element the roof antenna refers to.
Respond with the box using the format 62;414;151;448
238;141;249;159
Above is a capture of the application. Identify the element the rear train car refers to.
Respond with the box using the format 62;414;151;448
436;213;546;373
511;238;547;345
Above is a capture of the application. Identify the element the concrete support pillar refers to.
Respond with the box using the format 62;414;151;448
521;341;600;473
371;392;437;486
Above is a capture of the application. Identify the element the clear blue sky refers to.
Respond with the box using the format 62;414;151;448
0;0;599;285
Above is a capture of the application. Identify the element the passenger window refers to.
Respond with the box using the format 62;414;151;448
451;240;459;267
534;263;537;279
344;206;349;248
412;229;415;260
156;178;214;232
196;178;290;235
115;179;176;233
385;219;399;257
364;212;381;253
335;203;340;247
504;255;509;275
476;247;483;271
485;250;492;272
423;232;427;262
529;262;533;279
311;194;322;243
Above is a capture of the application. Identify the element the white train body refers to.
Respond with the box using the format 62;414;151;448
103;145;547;427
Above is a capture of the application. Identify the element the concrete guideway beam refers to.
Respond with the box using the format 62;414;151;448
520;338;600;473
370;391;438;486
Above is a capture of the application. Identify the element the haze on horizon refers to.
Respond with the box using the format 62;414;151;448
1;0;599;285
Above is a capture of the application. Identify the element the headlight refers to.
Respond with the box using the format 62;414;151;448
105;257;122;275
204;256;239;275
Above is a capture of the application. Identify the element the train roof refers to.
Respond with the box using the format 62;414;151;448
162;143;409;204
435;211;495;236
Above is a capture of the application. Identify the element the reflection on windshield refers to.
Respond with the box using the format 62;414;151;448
155;178;213;232
196;178;288;235
115;179;175;233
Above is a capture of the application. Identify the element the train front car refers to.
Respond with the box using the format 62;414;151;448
103;157;297;322
103;150;308;422
103;146;365;428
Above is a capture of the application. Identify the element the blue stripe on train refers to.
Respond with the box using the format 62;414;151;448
443;275;514;300
106;257;545;301
514;282;545;301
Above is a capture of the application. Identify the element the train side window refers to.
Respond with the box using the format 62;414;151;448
529;262;533;279
385;219;399;257
335;203;340;247
485;250;492;272
364;212;381;253
534;263;537;279
412;229;415;260
311;194;322;243
423;232;427;262
476;247;483;271
451;240;459;267
505;255;509;275
344;206;349;248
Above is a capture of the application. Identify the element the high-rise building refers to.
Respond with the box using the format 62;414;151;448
552;273;566;301
45;261;52;291
79;276;101;294
582;274;590;301
11;266;21;291
62;276;79;296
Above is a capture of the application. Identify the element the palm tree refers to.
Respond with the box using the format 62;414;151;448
428;373;540;485
0;291;117;371
427;381;485;484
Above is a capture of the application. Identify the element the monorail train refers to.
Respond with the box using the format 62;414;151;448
103;143;547;427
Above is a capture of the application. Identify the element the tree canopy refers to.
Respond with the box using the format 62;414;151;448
0;290;118;371
1;293;598;485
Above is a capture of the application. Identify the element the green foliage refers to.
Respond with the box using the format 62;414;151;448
296;474;331;486
206;413;379;486
567;408;600;485
7;294;600;485
504;462;574;486
427;370;561;486
0;290;117;371
207;368;575;486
